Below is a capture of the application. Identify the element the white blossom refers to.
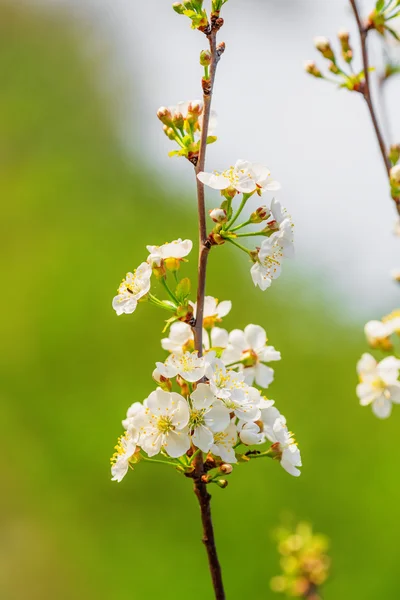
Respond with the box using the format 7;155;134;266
237;420;264;445
190;296;232;327
136;389;190;457
356;353;400;418
268;417;302;477
147;238;193;267
222;324;280;387
210;421;238;464
122;401;146;431
197;159;280;195
161;321;228;354
250;235;284;291
112;262;152;315
111;429;140;482
189;383;230;452
157;351;205;382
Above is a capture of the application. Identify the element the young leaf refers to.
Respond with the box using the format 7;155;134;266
175;278;191;302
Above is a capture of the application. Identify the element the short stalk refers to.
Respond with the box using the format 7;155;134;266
225;193;250;230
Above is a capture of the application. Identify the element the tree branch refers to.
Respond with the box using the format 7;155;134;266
191;21;226;600
349;0;400;214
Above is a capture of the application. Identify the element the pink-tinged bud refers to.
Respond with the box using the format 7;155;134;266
209;208;227;223
250;206;270;223
328;61;340;75
217;41;226;56
172;111;184;130
314;36;335;61
157;106;172;125
188;101;202;116
304;60;322;78
390;165;400;187
219;463;233;474
338;29;353;62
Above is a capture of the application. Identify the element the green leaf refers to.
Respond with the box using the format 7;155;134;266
175;278;191;302
206;135;218;144
168;150;180;157
376;0;385;12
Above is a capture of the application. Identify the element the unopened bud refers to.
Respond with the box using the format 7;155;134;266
219;463;233;474
390;165;400;187
152;263;166;279
200;49;212;67
314;36;335;61
389;144;400;166
215;479;228;488
338;29;353;63
209;208;227;223
250;206;270;223
183;0;193;8
304;60;322;78
217;41;226;56
157;106;172;125
176;374;190;397
338;29;349;44
328;61;340;75
172;2;185;14
172;112;184;130
188;101;202;117
152;368;172;391
208;232;225;246
163;125;176;141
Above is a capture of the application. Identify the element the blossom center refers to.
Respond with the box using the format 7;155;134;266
241;349;258;367
157;415;174;434
189;409;206;429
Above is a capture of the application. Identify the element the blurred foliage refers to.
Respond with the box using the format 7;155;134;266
1;2;400;599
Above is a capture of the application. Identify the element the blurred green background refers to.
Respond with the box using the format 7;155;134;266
1;2;399;599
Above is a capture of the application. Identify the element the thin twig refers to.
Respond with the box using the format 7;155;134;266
191;19;226;600
349;0;400;214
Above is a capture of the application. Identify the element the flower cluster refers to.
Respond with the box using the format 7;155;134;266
157;100;217;163
367;0;400;39
270;522;330;600
111;296;301;482
197;160;294;291
305;32;370;91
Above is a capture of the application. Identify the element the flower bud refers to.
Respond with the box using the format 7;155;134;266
152;368;172;391
163;125;176;141
209;208;227;223
389;144;400;166
314;36;335;61
328;61;340;75
157;106;172;125
208;232;225;246
152;263;166;279
217;41;226;56
250;206;270;223
172;2;185;14
338;29;349;44
304;61;322;78
219;463;233;474
172;111;184;130
215;479;228;488
338;29;353;63
183;0;193;8
200;49;212;67
390;165;400;187
176;374;190;397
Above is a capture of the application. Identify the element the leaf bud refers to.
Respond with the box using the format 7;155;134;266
304;61;322;78
172;3;185;14
314;36;335;61
200;49;212;66
209;208;227;223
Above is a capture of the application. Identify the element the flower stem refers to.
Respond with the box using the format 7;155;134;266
230;218;252;232
225;193;250;230
160;277;179;304
234;231;264;238
192;20;226;600
225;237;252;255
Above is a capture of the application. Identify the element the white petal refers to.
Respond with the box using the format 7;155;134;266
191;383;216;410
255;363;274;388
216;300;232;318
388;383;400;404
372;395;392;419
205;402;230;432
211;327;229;349
244;324;267;350
192;425;214;452
171;397;190;429
164;430;191;457
112;295;138;315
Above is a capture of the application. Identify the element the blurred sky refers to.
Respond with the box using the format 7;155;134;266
28;0;400;315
